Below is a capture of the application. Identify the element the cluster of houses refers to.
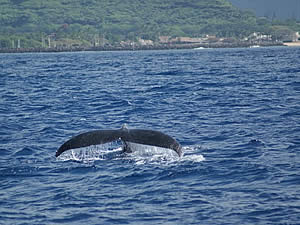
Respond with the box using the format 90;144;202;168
3;30;299;52
41;31;300;49
118;31;300;48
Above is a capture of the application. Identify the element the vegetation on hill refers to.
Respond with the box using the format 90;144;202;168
0;0;299;49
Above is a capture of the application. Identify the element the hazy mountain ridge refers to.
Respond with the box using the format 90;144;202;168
228;0;300;20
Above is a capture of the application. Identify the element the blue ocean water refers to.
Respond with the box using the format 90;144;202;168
0;47;300;224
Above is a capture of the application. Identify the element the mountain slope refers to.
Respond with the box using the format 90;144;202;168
0;0;262;48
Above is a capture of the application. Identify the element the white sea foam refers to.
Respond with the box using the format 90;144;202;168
57;142;123;163
182;154;206;162
125;142;180;157
180;146;206;162
56;143;205;164
123;142;182;165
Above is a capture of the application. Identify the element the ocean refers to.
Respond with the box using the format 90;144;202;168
0;47;299;224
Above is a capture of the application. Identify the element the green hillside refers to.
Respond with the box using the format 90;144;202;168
0;0;268;48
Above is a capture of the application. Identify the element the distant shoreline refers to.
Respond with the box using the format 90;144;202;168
283;42;300;47
0;42;284;54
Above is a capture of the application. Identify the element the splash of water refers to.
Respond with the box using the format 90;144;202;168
56;143;205;164
56;142;123;163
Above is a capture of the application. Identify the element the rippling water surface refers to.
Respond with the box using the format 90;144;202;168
1;47;300;224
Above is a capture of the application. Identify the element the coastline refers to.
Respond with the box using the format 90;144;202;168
283;42;300;47
0;42;284;54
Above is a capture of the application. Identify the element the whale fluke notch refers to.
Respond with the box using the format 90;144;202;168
56;125;182;157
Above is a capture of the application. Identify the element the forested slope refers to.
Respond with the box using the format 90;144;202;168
0;0;269;48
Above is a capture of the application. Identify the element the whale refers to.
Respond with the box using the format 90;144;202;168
56;125;182;157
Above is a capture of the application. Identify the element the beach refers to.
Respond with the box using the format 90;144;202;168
284;41;300;47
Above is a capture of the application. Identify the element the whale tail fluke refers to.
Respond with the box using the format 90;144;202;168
56;125;182;157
